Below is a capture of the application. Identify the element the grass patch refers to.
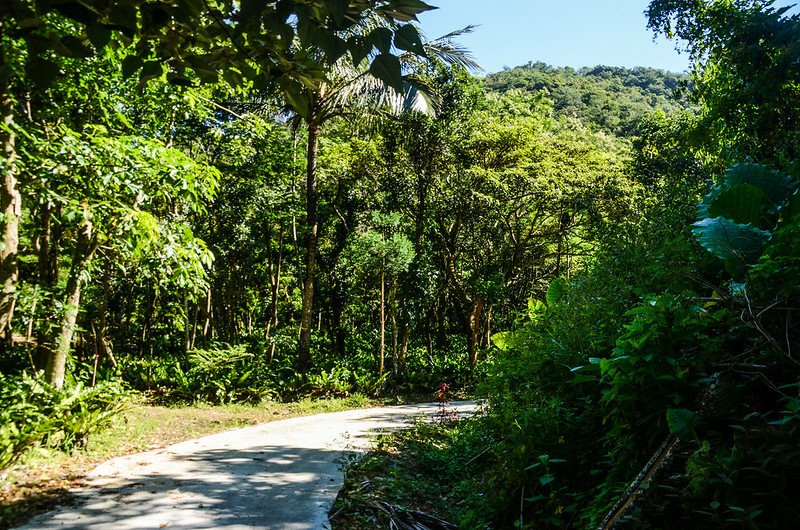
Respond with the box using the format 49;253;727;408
0;393;379;529
330;417;494;529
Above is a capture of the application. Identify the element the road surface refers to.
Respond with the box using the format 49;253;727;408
17;401;478;530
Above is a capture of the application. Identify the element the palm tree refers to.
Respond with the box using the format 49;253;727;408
283;24;479;370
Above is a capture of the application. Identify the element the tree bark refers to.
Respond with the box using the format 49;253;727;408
379;262;385;376
266;224;283;363
467;297;484;368
390;275;398;375
297;118;321;372
45;217;96;390
0;81;20;338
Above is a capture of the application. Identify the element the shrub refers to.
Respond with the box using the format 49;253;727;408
0;373;128;470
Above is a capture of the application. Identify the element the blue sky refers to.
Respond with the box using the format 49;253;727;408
417;0;799;75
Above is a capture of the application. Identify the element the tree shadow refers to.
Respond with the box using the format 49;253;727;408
13;405;465;530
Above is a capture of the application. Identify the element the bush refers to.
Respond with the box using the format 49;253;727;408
0;373;129;470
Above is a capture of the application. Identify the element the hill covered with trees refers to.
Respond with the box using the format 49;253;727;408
484;62;689;135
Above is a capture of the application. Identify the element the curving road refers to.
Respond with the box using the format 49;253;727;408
17;401;478;530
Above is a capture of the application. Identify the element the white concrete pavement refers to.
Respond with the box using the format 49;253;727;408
17;401;479;530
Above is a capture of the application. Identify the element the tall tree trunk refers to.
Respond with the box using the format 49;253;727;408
0;81;20;338
202;288;212;342
390;275;398;375
379;262;386;376
183;294;191;354
45;217;96;390
467;297;484;368
266;224;283;363
400;321;410;374
34;202;53;368
298;118;321;372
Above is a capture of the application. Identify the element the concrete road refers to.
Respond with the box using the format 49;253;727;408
17;401;479;530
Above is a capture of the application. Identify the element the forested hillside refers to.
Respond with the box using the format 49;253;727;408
1;0;799;529
484;62;688;135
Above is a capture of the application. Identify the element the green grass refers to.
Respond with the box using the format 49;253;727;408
330;418;494;529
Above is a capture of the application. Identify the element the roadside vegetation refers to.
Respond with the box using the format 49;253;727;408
1;0;798;528
334;1;800;528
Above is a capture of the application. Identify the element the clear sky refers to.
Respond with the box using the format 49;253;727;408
417;0;799;75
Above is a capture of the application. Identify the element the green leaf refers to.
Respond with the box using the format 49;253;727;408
347;36;372;66
708;183;765;226
281;82;312;118
60;36;92;58
86;21;112;50
139;60;165;83
491;331;514;351
369;27;394;54
546;277;568;307
369;53;403;93
724;163;797;207
692;217;770;267
121;55;142;78
319;33;348;63
53;2;97;25
26;58;60;88
108;5;138;37
384;0;437;21
539;475;556;486
166;72;195;86
393;24;426;56
324;0;348;28
666;408;698;440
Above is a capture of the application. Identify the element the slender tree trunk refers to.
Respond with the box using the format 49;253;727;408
467;297;484;368
266;225;283;363
400;321;410;373
202;288;212;342
298;118;322;372
0;81;20;338
390;275;398;375
379;262;385;376
183;294;191;354
190;301;199;350
45;217;96;390
34;203;53;368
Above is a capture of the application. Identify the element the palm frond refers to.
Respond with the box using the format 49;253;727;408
422;25;482;72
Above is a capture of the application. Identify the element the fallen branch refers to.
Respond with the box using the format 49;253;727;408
369;500;458;530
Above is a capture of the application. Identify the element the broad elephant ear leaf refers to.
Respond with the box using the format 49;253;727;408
723;163;797;207
692;217;770;276
707;183;765;225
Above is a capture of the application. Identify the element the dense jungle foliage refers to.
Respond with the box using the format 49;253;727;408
1;0;799;528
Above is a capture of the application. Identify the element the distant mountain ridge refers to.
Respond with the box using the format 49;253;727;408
484;62;689;136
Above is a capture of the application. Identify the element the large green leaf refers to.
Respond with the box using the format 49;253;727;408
708;183;765;225
546;277;568;307
692;217;771;266
319;33;348;63
666;408;698;440
394;24;426;56
723;163;797;207
347;36;372;66
368;27;394;55
369;53;404;93
324;0;348;27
